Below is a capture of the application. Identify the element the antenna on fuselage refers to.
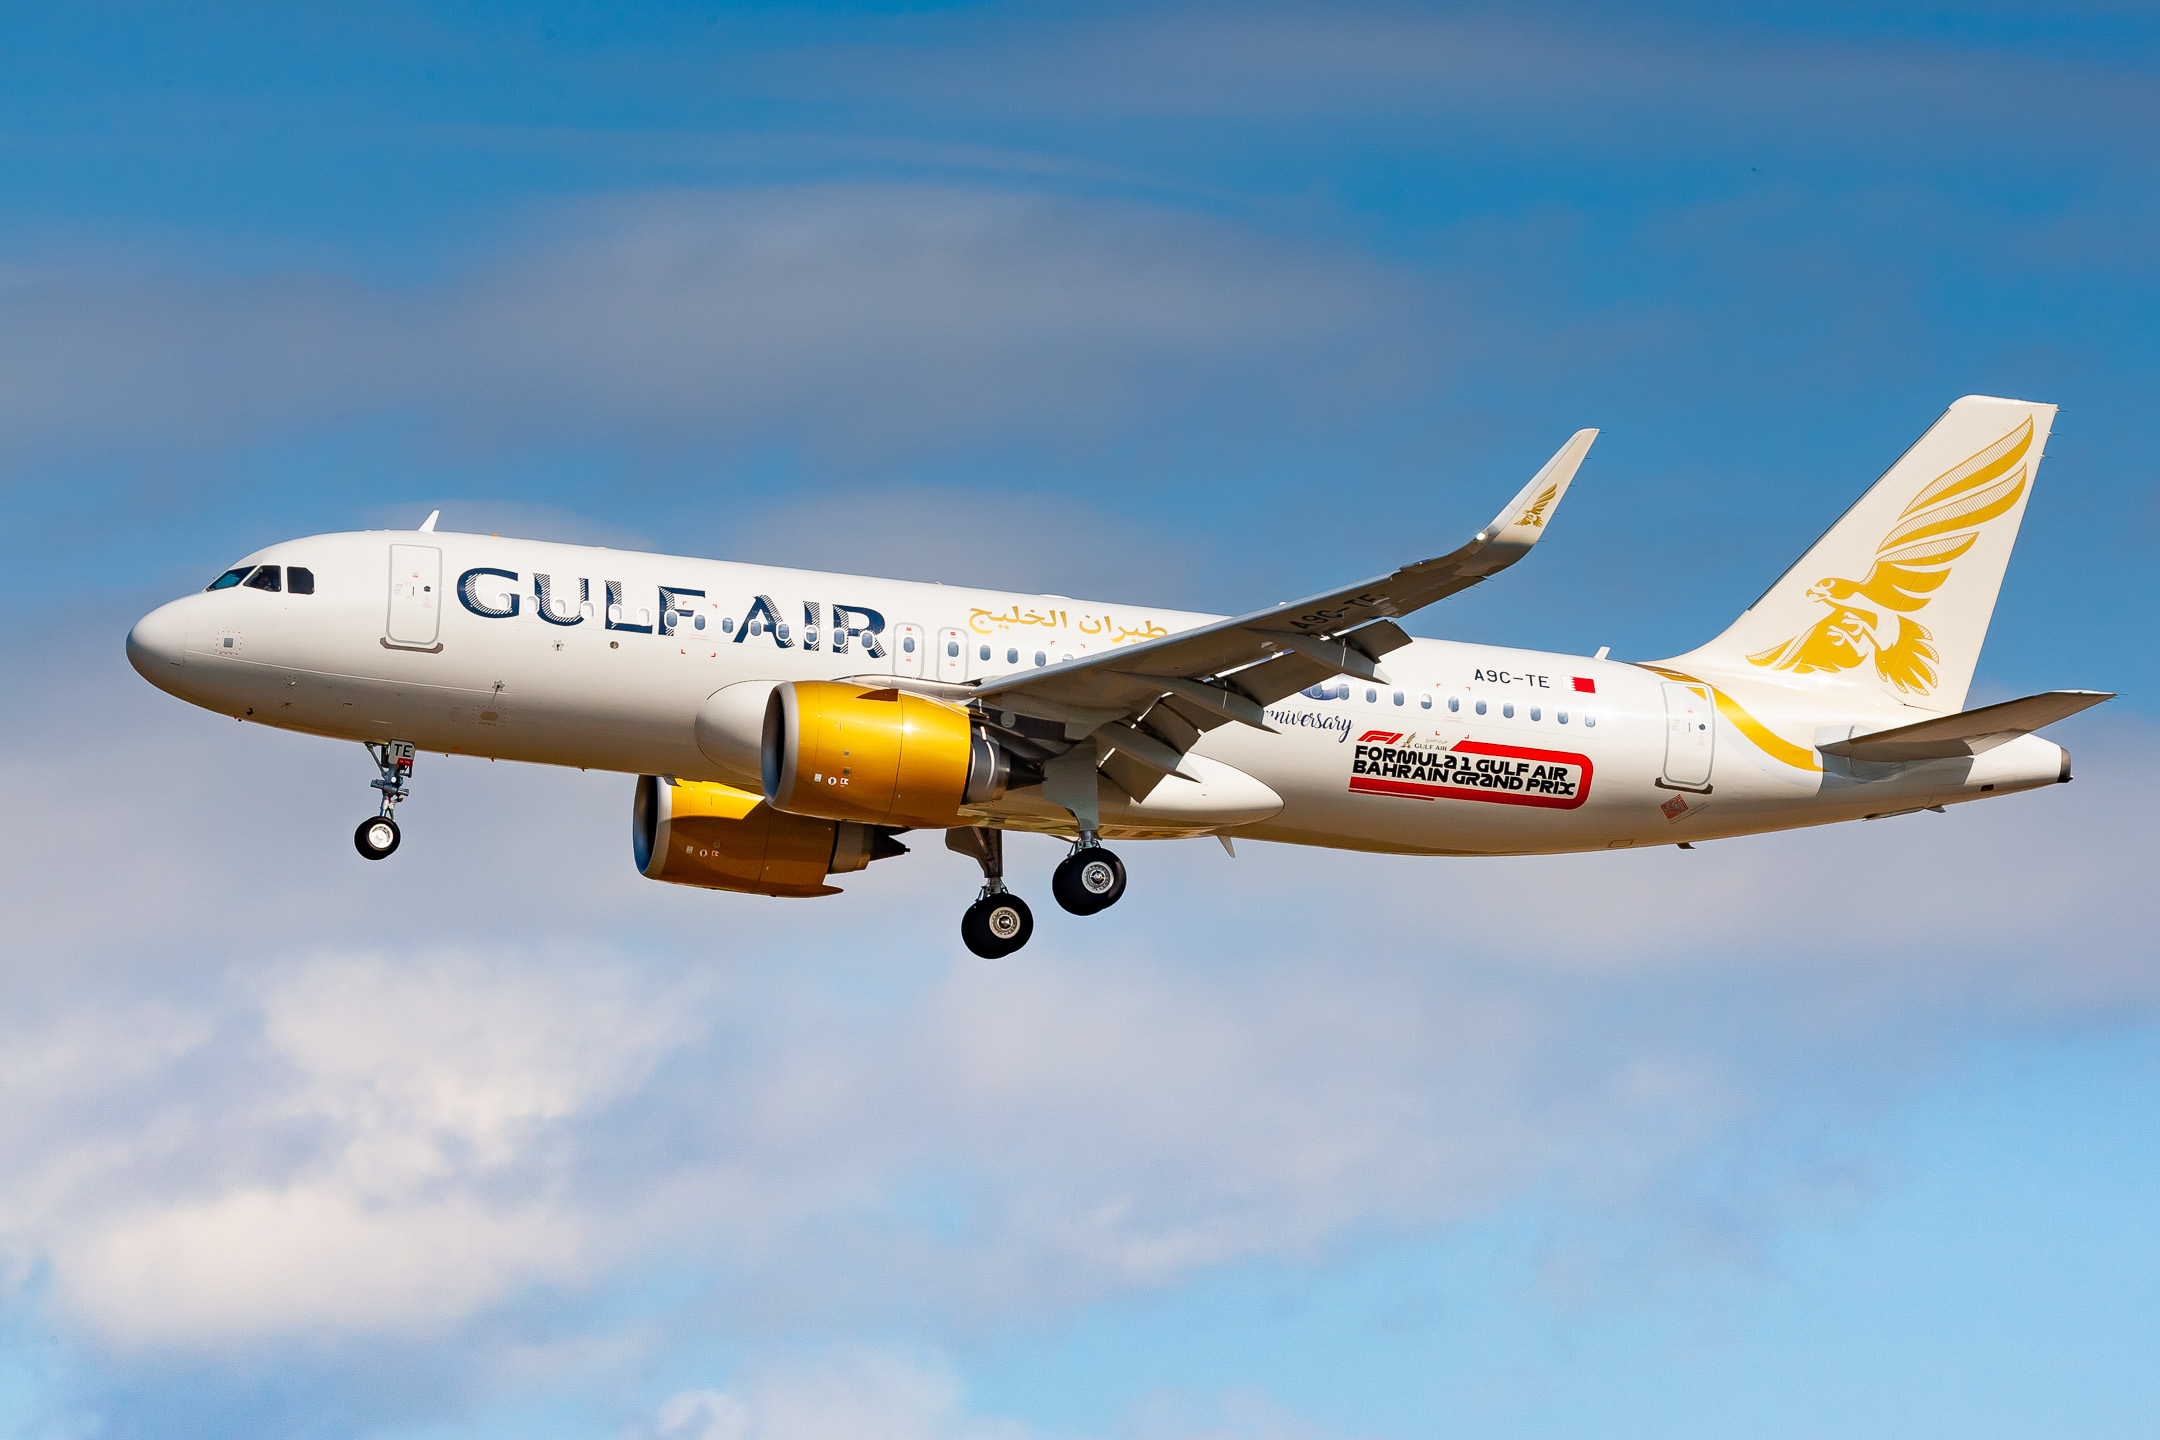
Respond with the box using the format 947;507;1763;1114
418;510;440;533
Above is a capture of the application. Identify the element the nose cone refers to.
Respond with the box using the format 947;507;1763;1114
127;601;188;690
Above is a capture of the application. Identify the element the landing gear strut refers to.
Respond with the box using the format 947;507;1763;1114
355;740;416;861
947;826;1034;957
1052;833;1126;916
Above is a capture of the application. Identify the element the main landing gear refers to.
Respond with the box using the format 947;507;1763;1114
355;740;416;861
1052;834;1126;916
947;827;1033;958
946;828;1128;956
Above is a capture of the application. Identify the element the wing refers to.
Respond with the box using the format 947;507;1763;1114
954;429;1597;811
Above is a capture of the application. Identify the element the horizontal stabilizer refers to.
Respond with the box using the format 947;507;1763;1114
1819;690;2113;762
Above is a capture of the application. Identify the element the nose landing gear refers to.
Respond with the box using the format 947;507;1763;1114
1052;835;1126;916
947;826;1034;957
355;814;401;860
355;740;416;861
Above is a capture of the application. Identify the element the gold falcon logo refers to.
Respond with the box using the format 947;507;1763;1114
1746;418;2032;695
1513;482;1559;528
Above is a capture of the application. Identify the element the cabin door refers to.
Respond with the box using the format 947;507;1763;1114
1660;682;1715;790
386;544;443;648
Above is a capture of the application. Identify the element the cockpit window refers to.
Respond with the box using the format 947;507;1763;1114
287;566;315;595
206;567;252;591
242;565;282;592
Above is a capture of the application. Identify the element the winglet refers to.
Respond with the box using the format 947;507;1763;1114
1478;429;1596;552
419;509;440;533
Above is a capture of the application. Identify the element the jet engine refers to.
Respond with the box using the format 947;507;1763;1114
762;680;1012;829
633;774;906;898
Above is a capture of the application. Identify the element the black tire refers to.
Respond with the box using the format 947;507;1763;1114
354;815;401;860
961;892;1033;957
1052;847;1126;915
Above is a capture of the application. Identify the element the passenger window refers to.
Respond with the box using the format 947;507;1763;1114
979;644;991;661
1530;706;1541;721
721;617;735;633
1474;700;1486;716
946;640;959;658
1558;710;1569;724
286;566;315;595
1585;714;1598;728
903;636;917;655
1392;691;1404;706
1006;647;1019;664
1420;694;1432;709
1365;688;1377;703
1448;696;1460;713
206;567;251;591
242;565;281;592
1034;651;1047;667
1502;703;1514;719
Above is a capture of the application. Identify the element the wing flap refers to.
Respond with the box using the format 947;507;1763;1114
1226;652;1342;708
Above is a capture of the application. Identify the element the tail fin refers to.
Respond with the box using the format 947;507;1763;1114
1663;396;2054;714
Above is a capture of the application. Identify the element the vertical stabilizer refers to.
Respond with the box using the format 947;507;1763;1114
1662;396;2054;714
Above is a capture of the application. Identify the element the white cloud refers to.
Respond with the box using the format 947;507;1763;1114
14;940;708;1347
643;1347;1344;1440
1;640;2151;1374
0;185;1402;470
61;1186;578;1346
260;953;702;1181
657;1389;752;1440
788;3;2158;156
646;1350;1017;1440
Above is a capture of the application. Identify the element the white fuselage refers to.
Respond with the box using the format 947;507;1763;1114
126;529;2069;856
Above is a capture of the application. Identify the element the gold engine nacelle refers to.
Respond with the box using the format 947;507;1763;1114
633;774;906;898
762;680;1009;829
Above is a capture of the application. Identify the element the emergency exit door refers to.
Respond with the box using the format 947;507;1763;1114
891;623;925;678
1660;682;1715;790
936;627;967;682
386;544;443;648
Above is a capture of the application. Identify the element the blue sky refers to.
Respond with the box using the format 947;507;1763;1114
2;3;2157;1437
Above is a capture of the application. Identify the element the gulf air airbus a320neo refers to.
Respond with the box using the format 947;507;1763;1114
128;396;2110;956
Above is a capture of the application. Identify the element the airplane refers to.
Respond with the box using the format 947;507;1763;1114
127;395;2110;956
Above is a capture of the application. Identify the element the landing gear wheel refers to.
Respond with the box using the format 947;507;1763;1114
1053;847;1126;915
962;892;1034;957
354;815;401;861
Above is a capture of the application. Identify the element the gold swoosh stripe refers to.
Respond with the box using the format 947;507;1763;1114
1637;665;1822;772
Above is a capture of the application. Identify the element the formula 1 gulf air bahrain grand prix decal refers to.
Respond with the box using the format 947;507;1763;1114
1348;731;1593;809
